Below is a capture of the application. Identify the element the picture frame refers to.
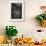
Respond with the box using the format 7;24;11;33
9;0;24;22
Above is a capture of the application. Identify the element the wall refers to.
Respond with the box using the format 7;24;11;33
0;0;46;37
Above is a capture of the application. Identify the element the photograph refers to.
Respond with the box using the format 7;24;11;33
10;1;24;21
11;3;22;19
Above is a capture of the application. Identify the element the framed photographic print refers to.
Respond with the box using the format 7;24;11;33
9;0;24;21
